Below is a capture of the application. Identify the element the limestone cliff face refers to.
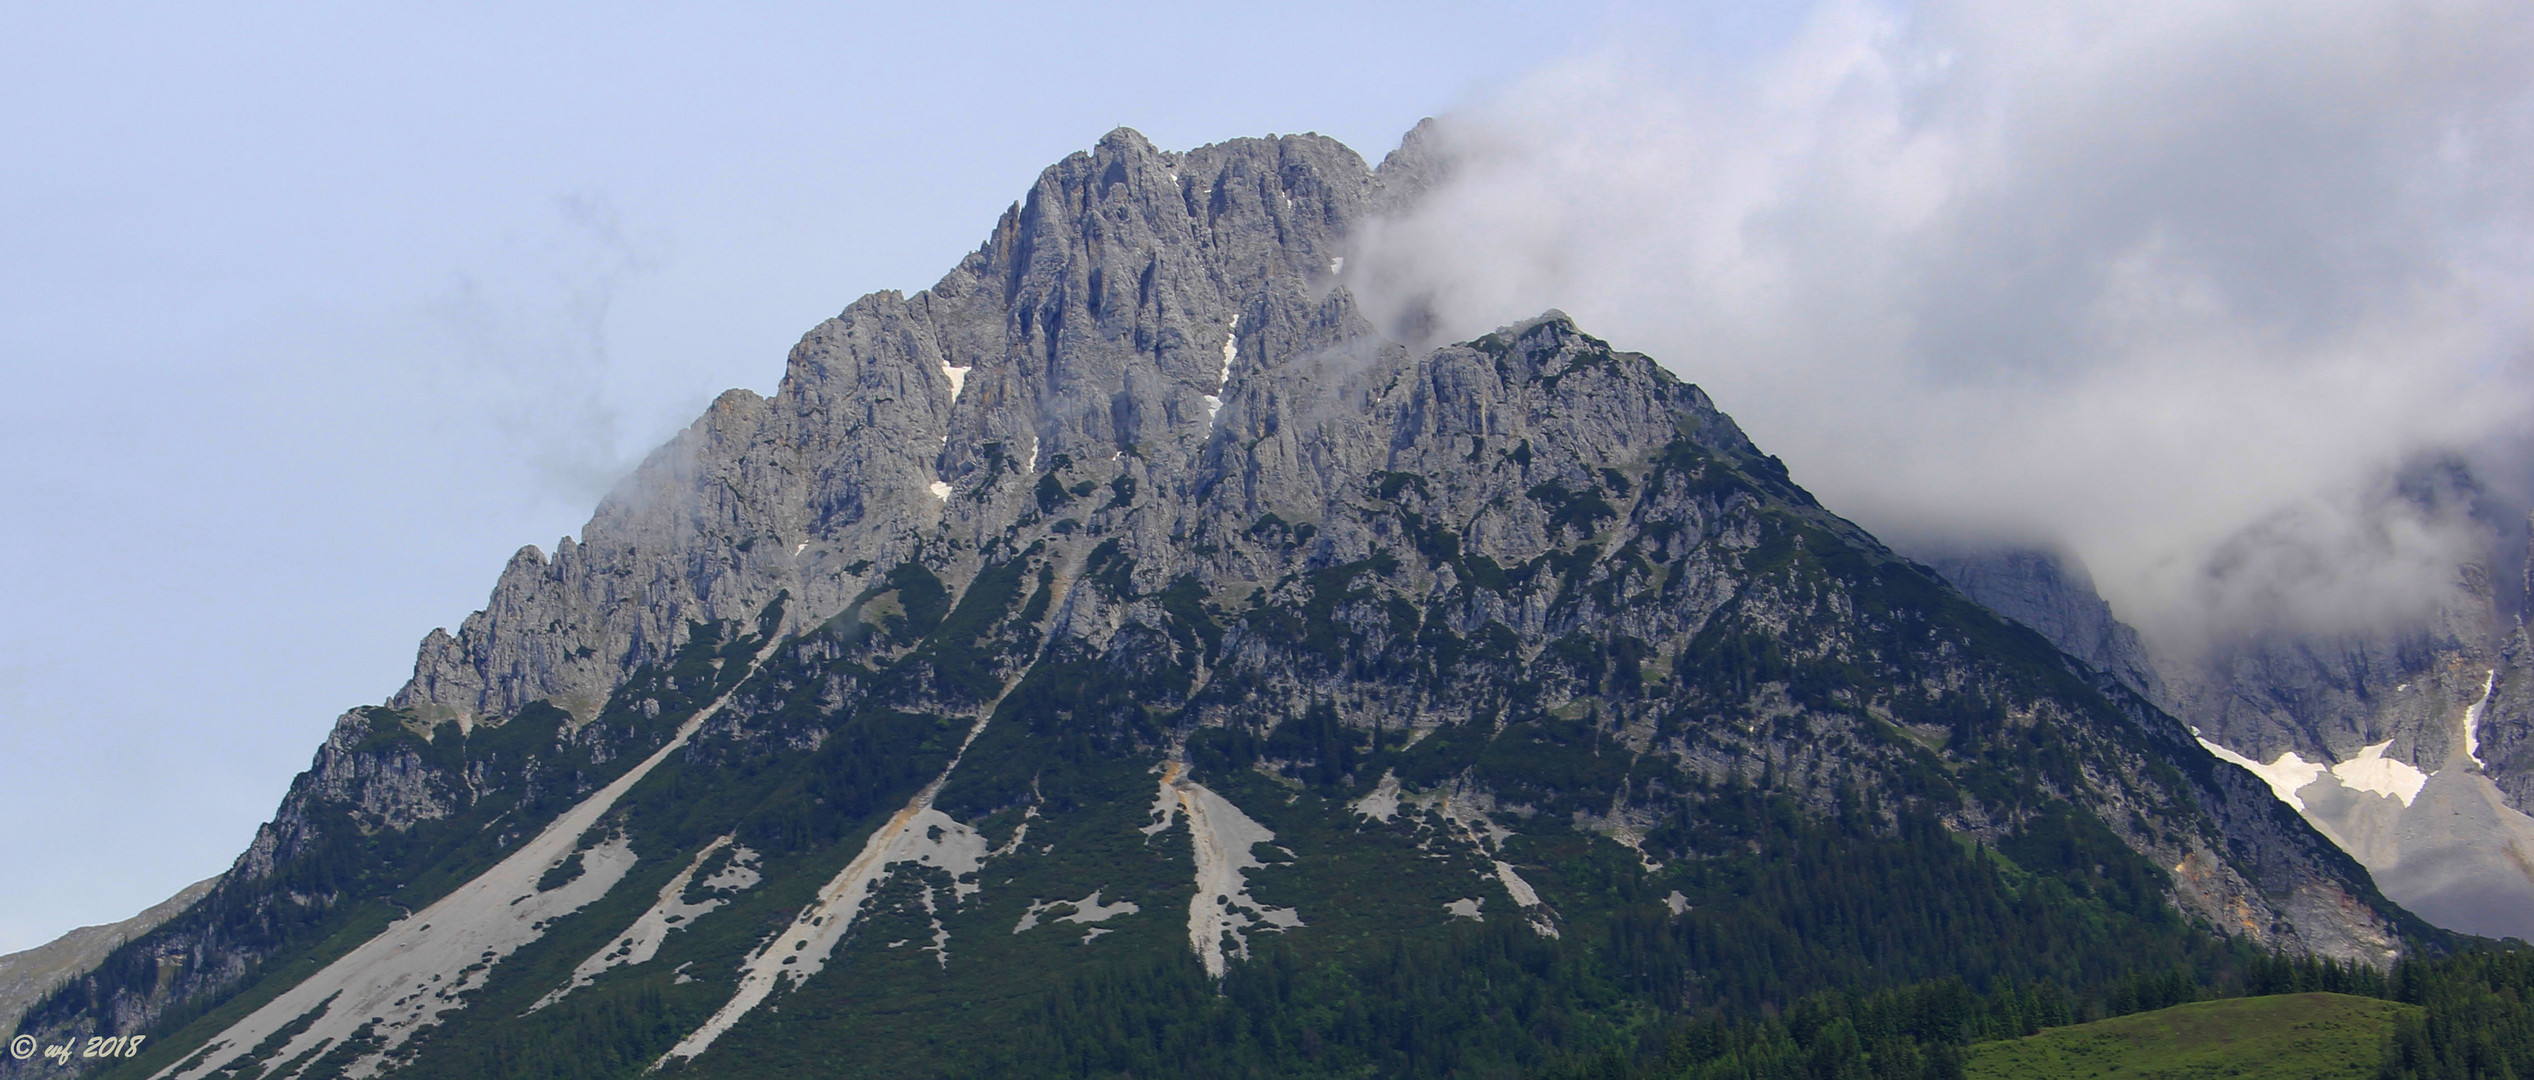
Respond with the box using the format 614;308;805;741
2448;524;2534;809
1922;547;2165;703
393;129;1379;729
2156;462;2505;775
2166;596;2500;778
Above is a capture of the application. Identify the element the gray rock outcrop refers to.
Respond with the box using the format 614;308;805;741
1922;546;2166;702
393;129;1382;729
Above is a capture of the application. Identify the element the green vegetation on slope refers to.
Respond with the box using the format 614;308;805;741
1521;946;2534;1080
2382;948;2534;1079
1526;953;2393;1080
1964;993;2415;1080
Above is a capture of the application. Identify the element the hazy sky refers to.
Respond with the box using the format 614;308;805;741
8;0;2530;956
0;2;1809;953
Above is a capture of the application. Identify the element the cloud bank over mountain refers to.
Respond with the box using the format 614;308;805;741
1352;0;2534;646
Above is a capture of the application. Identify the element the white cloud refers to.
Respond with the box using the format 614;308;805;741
1351;0;2534;642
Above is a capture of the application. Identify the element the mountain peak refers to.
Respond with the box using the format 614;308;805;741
9;127;2424;1080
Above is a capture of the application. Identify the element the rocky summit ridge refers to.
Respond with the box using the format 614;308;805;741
392;127;1376;731
5;128;2436;1080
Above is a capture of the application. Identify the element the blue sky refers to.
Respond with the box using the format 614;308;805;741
0;2;1810;952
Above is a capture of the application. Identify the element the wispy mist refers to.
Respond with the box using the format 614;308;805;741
1352;0;2534;645
422;193;663;510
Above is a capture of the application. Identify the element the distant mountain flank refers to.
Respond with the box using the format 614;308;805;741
2;127;2458;1080
0;880;215;1044
1933;506;2534;944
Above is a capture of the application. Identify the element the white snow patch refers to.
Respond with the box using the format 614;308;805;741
1444;897;1484;921
1328;256;1344;275
531;838;760;1012
942;362;971;401
2198;738;2329;811
1013;890;1141;941
1202;315;1238;426
1665;890;1692;916
927;481;952;502
1349;770;1401;823
659;714;1010;1065
156;637;786;1080
792;541;808;556
1143;762;1303;978
2466;669;2497;767
1026;435;1038;473
1219;315;1238;383
2335;740;2431;806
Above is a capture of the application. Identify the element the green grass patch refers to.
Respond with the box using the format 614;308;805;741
1964;993;2416;1080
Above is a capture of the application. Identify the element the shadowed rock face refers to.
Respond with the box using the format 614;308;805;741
1930;515;2534;943
2473;541;2534;813
2157;461;2508;776
2168;605;2501;780
1926;463;2512;782
3;127;2430;1080
1919;547;2165;703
